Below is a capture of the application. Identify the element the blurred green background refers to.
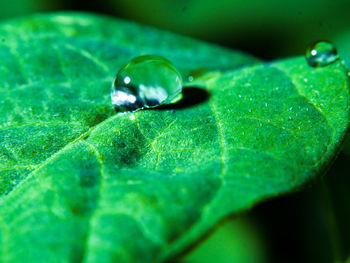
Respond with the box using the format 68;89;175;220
1;0;349;262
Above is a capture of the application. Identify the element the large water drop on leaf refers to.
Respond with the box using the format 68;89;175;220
111;55;183;111
305;41;339;67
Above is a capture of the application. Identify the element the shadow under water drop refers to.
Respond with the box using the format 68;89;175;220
156;86;210;110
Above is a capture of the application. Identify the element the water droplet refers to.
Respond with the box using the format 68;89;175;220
111;55;183;111
306;41;339;67
186;68;208;82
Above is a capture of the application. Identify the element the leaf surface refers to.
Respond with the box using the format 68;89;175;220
0;13;349;263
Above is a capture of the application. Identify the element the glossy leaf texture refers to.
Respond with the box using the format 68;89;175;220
0;13;350;263
0;12;257;197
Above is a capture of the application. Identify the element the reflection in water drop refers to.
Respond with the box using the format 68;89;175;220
305;41;339;67
111;55;183;112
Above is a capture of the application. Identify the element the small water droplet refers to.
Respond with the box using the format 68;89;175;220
111;55;183;111
186;68;208;82
306;41;339;67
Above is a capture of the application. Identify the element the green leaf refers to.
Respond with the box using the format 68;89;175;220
0;13;349;263
0;12;257;197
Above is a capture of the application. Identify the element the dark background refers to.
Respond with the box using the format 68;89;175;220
3;0;350;60
1;1;350;262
